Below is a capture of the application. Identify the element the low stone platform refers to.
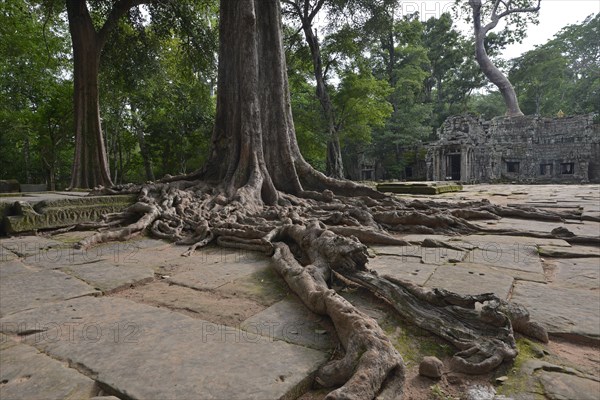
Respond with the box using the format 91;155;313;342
376;181;463;195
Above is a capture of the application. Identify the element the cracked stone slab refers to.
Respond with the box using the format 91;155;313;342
0;297;326;400
367;256;437;286
474;218;600;238
0;246;19;262
511;281;600;343
241;296;335;351
110;243;267;277
167;258;272;291
424;264;514;300
462;243;545;281
0;270;100;317
116;281;267;327
459;234;571;248
539;245;600;258
0;236;65;258
0;342;98;400
0;259;37;278
552;258;600;290
21;237;169;270
370;245;466;265
60;262;154;294
538;371;600;400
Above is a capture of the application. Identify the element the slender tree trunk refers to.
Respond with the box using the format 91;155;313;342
298;8;344;179
24;135;31;184
131;105;154;181
67;0;113;189
470;0;524;117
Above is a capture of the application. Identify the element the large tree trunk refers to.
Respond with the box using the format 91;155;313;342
470;0;524;117
67;0;113;189
203;0;372;200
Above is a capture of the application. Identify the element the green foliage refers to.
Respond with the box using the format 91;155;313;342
0;0;72;187
368;14;432;178
467;91;506;119
99;14;217;182
334;70;393;145
509;13;600;116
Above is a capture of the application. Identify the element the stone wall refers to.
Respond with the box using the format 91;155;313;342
427;114;600;183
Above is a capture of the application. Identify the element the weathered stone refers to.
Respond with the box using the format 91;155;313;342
116;281;267;327
367;256;437;286
466;384;496;400
22;237;169;270
0;342;98;400
538;371;600;400
19;184;47;193
60;262;154;294
474;218;600;238
424;264;514;299
418;356;444;379
217;267;289;307
428;114;599;183
377;181;462;195
462;244;545;282
241;296;335;351
0;270;99;317
167;258;271;291
90;397;121;400
0;179;20;193
2;195;137;234
0;236;65;258
402;234;477;250
370;244;466;265
0;297;327;400
0;246;18;262
511;281;600;343
459;234;571;248
552;258;600;290
539;245;600;258
0;260;35;278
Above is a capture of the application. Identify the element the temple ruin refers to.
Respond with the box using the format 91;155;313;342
427;114;600;183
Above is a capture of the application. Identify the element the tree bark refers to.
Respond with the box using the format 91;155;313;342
203;0;374;200
470;0;524;117
66;0;150;189
66;0;113;189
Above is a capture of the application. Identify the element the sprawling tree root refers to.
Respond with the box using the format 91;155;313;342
64;177;564;399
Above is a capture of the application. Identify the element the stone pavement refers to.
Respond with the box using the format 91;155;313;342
1;184;599;399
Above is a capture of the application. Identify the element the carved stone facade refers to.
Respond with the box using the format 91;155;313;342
1;195;136;234
427;114;600;183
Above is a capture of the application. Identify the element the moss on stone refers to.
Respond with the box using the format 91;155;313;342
376;182;463;195
381;315;454;366
496;338;546;398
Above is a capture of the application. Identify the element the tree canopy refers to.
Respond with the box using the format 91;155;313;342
1;0;597;187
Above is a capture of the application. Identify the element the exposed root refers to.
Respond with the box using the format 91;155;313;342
67;179;566;398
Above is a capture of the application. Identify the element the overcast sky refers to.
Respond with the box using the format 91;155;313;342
400;0;599;60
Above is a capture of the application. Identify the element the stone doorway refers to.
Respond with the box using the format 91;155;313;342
447;154;461;181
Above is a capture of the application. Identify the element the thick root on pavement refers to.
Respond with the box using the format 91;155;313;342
68;179;560;398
